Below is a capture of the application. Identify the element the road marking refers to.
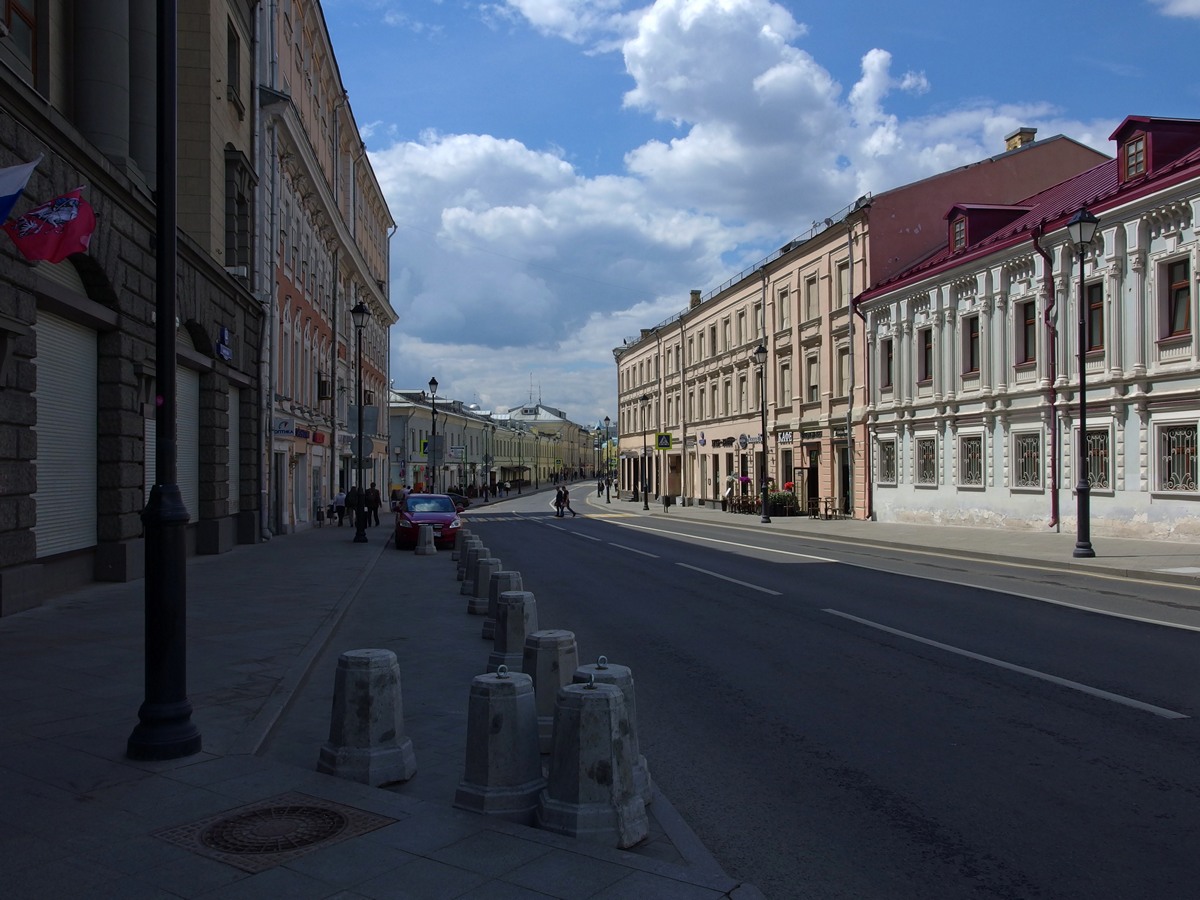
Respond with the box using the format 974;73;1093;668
572;531;603;542
609;542;659;558
677;563;781;595
824;609;1189;720
615;522;835;562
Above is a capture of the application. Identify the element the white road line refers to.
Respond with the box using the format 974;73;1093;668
572;531;603;542
609;542;659;558
824;609;1189;720
678;563;782;595
616;522;835;562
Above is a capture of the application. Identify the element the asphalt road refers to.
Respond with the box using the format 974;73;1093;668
466;492;1200;899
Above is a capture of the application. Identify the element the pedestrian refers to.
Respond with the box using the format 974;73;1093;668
365;482;382;527
333;489;347;526
562;485;577;517
346;484;360;526
504;481;511;497
597;479;603;496
554;486;564;517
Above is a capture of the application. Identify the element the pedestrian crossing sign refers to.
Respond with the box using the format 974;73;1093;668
656;433;673;449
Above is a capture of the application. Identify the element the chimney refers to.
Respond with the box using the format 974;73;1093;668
1004;127;1037;151
690;289;702;309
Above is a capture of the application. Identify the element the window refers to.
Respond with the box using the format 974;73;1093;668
836;262;850;308
687;338;694;365
227;19;245;118
804;275;819;319
723;380;732;415
722;318;731;350
738;375;747;413
698;332;705;360
1;0;40;87
753;303;763;337
710;383;717;417
916;437;937;485
963;316;980;373
837;347;850;397
951;217;966;251
1014;433;1042;488
881;339;894;389
917;328;933;383
806;355;819;403
224;148;255;270
709;325;718;357
780;363;793;405
1158;424;1197;491
1124;135;1146;180
737;311;746;346
878;440;897;484
778;288;791;329
959;435;983;486
1167;259;1190;338
1086;282;1104;352
1084;429;1110;490
1018;300;1037;364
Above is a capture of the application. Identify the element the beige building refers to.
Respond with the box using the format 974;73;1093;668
614;130;1107;519
258;0;396;534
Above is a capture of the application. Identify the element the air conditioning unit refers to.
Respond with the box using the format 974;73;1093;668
318;377;332;399
224;265;248;278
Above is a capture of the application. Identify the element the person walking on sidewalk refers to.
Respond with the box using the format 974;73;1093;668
562;485;577;517
365;482;382;526
333;489;347;526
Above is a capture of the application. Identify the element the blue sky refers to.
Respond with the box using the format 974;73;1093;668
321;0;1200;426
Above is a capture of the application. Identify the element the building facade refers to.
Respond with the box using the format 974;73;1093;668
859;116;1200;541
258;0;395;535
614;130;1107;518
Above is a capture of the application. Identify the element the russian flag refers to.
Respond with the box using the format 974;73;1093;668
0;155;42;223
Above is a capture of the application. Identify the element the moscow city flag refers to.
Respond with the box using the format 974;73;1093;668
2;186;96;264
0;155;41;223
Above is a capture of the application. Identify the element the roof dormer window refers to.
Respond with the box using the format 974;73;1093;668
1124;135;1146;180
951;216;966;251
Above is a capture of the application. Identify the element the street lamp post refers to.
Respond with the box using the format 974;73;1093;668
1067;207;1099;558
428;376;438;493
640;394;650;510
604;415;611;503
753;344;771;524
351;301;370;543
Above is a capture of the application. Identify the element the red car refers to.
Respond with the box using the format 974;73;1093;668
394;493;464;550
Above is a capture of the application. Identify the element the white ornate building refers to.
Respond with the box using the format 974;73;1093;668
858;116;1200;540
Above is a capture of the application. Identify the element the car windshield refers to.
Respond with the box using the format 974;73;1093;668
407;497;454;513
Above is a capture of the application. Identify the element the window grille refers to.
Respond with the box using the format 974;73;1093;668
879;441;897;483
1159;424;1198;492
917;438;937;484
1085;430;1109;490
1014;434;1041;488
960;436;983;486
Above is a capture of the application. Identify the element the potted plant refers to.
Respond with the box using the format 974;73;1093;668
768;489;797;516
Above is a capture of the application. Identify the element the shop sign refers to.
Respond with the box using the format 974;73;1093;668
273;417;294;437
295;427;311;440
779;431;794;444
312;432;326;444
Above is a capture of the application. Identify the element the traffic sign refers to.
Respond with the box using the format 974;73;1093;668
655;433;673;450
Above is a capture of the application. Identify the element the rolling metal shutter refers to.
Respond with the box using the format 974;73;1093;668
33;312;97;556
177;366;200;523
228;385;240;514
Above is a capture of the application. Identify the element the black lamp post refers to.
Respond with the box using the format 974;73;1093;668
640;394;650;510
428;376;438;493
1067;207;1099;558
351;301;370;543
754;344;771;524
604;415;611;503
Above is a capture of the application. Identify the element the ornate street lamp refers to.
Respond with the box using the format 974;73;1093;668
640;394;650;510
753;344;771;524
351;301;370;543
604;415;612;504
428;376;438;493
1067;207;1099;558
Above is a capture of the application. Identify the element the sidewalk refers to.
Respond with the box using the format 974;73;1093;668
0;495;762;900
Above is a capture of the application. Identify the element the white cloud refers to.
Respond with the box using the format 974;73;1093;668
369;0;1116;421
1150;0;1200;17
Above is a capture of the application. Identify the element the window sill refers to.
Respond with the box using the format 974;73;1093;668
1150;490;1200;500
956;483;985;492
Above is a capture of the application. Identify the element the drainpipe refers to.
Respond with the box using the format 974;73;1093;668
1032;221;1060;531
679;311;688;505
853;297;872;520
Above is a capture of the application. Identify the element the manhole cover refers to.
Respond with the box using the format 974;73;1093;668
156;792;397;874
202;804;348;854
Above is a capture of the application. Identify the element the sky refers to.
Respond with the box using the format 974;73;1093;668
321;0;1200;427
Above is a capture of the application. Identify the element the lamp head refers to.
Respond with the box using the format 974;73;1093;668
753;344;768;366
428;376;438;397
350;301;370;330
1066;207;1100;253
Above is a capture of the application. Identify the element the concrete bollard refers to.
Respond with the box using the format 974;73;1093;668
574;656;652;807
536;681;647;848
460;545;490;595
488;590;538;673
454;665;545;824
414;523;437;556
523;630;579;753
317;649;417;787
451;528;472;561
467;558;502;613
457;538;483;581
483;571;523;640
